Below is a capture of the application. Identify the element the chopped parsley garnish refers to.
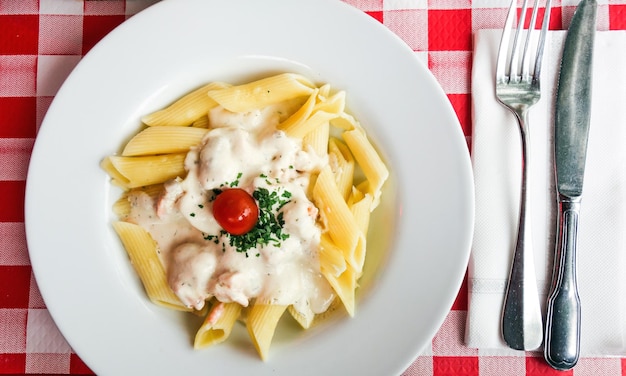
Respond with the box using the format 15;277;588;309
218;172;243;189
203;186;292;255
229;172;243;187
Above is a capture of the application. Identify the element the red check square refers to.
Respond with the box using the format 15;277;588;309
432;356;478;376
447;93;471;140
0;353;26;373
82;15;126;55
0;266;31;308
609;5;626;30
428;9;471;51
449;269;468;311
518;5;561;30
549;5;563;30
70;353;94;375
366;11;383;23
0;97;37;138
526;356;573;375
0;181;26;222
0;15;38;55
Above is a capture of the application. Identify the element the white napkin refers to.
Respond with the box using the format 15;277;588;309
467;29;626;356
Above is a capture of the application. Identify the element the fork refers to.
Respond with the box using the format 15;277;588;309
496;0;552;351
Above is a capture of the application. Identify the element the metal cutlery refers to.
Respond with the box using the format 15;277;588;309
495;0;552;351
544;0;597;370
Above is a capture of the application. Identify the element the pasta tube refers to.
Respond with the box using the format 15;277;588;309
277;89;318;136
107;153;186;188
122;126;208;156
246;303;288;361
288;305;314;330
320;266;356;317
313;165;362;272
141;82;227;126
194;302;242;349
207;73;315;113
328;137;355;201
112;221;190;311
342;129;389;210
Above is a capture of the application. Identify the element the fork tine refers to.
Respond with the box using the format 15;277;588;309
520;0;541;81
508;0;529;82
495;0;518;83
533;0;553;81
497;0;552;85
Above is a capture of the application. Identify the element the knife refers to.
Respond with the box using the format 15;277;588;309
544;0;597;370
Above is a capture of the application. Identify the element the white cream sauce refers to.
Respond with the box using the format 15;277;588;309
127;102;335;317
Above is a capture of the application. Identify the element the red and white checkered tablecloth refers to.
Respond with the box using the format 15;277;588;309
2;0;626;375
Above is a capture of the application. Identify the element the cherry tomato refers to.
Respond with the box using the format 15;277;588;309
212;188;259;235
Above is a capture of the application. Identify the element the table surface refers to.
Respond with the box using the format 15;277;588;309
2;0;625;375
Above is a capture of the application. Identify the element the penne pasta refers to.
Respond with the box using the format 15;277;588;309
246;303;288;361
349;190;374;273
288;110;336;140
288;305;314;330
194;301;242;349
313;165;362;272
314;90;345;114
141;82;227;127
122;126;208;156
191;114;210;128
113;194;131;218
311;297;342;325
291;297;344;329
320;265;356;317
112;221;191;311
352;236;367;278
318;233;347;277
113;185;164;218
302;120;329;158
349;189;373;234
317;83;331;99
100;156;130;187
276;89;318;136
342;128;389;210
207;73;315;113
108;153;186;188
329;111;358;131
328;137;355;201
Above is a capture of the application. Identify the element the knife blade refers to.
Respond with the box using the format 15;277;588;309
544;0;597;370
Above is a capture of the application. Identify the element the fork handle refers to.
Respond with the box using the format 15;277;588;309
501;115;544;351
544;197;581;370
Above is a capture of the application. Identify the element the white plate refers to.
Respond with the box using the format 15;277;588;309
25;0;474;375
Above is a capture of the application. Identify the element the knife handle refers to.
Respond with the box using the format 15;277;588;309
544;196;581;370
